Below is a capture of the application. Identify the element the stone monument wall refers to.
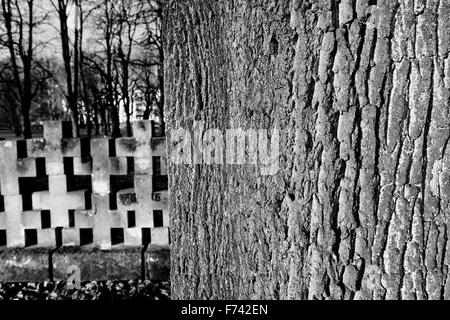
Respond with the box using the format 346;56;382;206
0;120;169;250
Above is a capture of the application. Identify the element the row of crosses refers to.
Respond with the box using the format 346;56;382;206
0;121;169;249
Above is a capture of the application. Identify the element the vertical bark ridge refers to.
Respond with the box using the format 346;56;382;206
165;0;450;299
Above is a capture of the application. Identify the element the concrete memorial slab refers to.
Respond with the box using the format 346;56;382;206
0;120;169;282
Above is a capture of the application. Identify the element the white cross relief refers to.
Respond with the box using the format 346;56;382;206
0;140;37;247
114;121;169;246
0;120;169;249
24;122;88;246
89;137;129;249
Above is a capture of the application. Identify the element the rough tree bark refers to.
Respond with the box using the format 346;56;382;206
165;0;450;300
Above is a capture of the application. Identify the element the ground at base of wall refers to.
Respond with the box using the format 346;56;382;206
0;279;170;300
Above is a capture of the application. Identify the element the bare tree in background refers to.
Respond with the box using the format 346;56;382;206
0;0;49;138
140;0;163;133
114;0;142;137
83;54;110;136
99;0;120;137
0;64;22;136
50;0;80;137
0;0;164;139
85;0;162;137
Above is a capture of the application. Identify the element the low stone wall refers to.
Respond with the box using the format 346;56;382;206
0;121;170;282
0;247;170;282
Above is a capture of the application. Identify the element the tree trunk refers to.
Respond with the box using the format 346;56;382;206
22;100;32;139
110;99;121;138
165;0;450;300
100;105;108;136
11;107;22;137
57;0;79;137
125;108;132;137
22;57;32;139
